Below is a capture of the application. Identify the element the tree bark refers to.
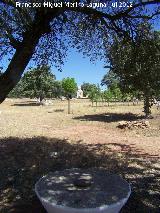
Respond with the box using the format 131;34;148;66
0;32;41;103
39;93;44;103
0;9;60;104
144;94;151;117
68;98;71;114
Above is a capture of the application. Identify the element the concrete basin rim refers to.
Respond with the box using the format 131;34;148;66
35;169;131;212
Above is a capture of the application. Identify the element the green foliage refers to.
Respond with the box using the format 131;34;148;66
103;89;113;103
0;1;159;66
101;70;119;91
106;25;160;115
113;87;122;101
52;81;64;98
9;80;26;98
0;1;159;103
9;65;55;101
102;71;125;102
62;78;77;99
88;85;101;105
102;70;142;103
81;83;97;97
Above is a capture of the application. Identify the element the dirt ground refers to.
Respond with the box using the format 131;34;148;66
0;98;160;213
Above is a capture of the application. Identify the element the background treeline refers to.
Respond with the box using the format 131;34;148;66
3;23;160;117
6;64;142;105
7;65;77;101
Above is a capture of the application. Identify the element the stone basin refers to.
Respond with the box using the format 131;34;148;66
35;168;131;213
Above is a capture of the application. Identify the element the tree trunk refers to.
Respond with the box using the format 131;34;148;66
39;93;44;103
144;94;151;117
68;98;71;114
0;33;41;103
0;10;60;104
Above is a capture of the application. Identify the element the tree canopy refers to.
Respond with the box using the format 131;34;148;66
10;65;55;101
101;70;120;91
0;0;160;103
88;84;101;106
62;77;77;98
81;82;97;97
105;24;160;116
52;80;64;98
62;77;77;114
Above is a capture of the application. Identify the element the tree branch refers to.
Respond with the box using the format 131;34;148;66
110;0;160;20
0;17;21;49
66;0;160;21
126;10;160;19
0;0;17;8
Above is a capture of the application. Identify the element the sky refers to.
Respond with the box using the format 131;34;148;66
49;5;160;88
53;49;107;87
54;22;160;88
1;46;107;88
1;2;160;88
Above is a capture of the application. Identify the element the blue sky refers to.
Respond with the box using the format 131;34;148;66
53;7;160;88
1;3;160;88
53;49;106;87
1;47;107;88
54;23;160;88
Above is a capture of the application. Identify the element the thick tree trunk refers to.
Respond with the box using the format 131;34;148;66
0;33;41;103
0;9;60;104
144;94;151;117
39;93;44;103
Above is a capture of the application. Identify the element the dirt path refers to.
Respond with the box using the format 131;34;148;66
51;125;160;157
0;99;160;156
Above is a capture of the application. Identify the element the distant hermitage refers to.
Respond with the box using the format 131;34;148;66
77;86;83;99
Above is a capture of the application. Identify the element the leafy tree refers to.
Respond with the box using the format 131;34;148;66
102;71;123;102
88;85;101;107
62;77;77;114
52;80;64;98
25;65;55;101
102;70;141;105
107;25;160;116
101;70;119;91
8;80;26;98
10;65;55;101
103;89;113;106
113;86;123;102
0;0;159;103
81;82;97;97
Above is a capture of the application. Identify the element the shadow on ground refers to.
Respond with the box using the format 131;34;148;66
54;109;64;112
73;112;145;123
12;101;41;107
0;137;159;213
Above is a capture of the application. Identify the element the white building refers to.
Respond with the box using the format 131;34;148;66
76;86;83;99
